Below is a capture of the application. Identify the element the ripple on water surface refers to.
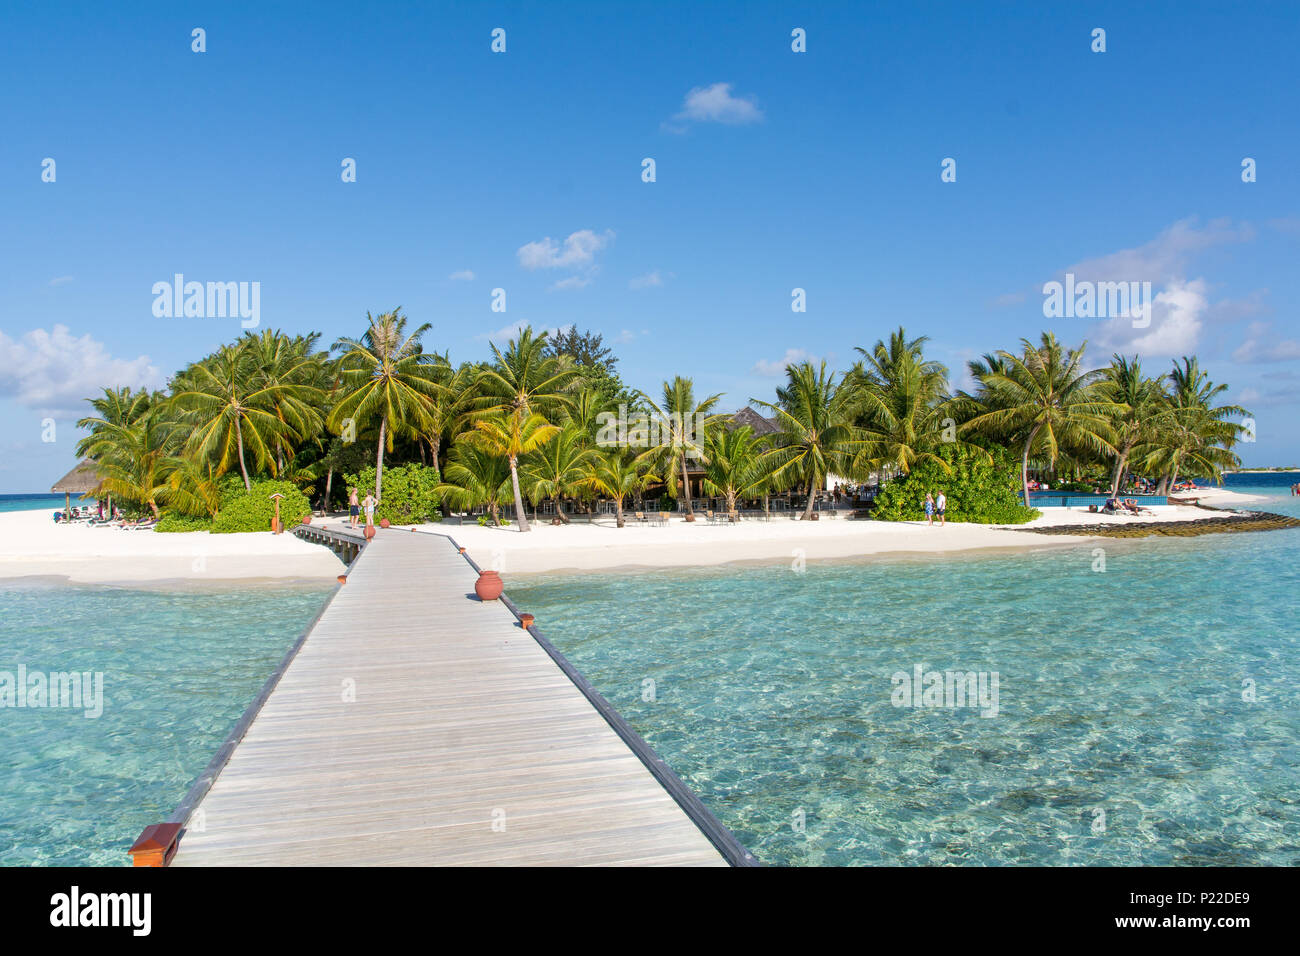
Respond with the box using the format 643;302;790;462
0;581;332;866
511;491;1300;866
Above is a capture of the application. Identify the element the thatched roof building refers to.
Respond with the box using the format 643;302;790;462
51;459;100;494
727;406;780;436
51;459;101;512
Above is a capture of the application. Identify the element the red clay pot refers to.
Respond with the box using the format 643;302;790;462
364;524;377;540
379;518;391;528
302;515;312;525
475;570;503;601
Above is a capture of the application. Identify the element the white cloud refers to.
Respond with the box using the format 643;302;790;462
629;271;664;290
448;270;475;281
517;229;614;271
0;325;161;418
1062;217;1253;286
1232;321;1300;363
671;82;763;126
549;276;592;292
49;276;75;287
614;329;649;344
1091;278;1209;358
752;348;814;377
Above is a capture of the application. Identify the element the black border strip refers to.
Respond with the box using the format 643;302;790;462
438;531;761;867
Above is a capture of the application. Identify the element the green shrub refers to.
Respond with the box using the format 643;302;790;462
210;480;312;533
871;445;1041;524
343;464;441;525
155;512;213;533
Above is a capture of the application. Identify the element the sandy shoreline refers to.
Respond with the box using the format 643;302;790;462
0;486;1276;585
410;486;1277;576
0;510;346;585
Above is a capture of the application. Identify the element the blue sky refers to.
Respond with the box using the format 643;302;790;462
3;0;1298;491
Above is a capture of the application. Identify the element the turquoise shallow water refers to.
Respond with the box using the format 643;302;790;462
0;581;332;865
510;480;1300;866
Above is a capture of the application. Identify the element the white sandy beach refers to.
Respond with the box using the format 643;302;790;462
0;486;1273;584
0;510;346;585
411;486;1276;576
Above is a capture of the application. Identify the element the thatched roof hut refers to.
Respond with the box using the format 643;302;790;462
51;459;101;495
51;459;101;513
728;406;780;436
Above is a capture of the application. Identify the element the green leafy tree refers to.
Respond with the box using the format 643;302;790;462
637;376;723;519
171;344;299;490
752;361;866;519
520;424;598;523
579;449;658;528
702;424;772;515
871;444;1040;524
328;309;444;503
469;326;580;531
962;333;1118;505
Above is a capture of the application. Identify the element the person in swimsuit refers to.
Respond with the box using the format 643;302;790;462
935;491;947;527
924;493;935;526
362;493;376;528
349;487;360;528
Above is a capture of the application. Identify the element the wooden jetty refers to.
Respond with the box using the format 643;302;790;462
145;523;754;867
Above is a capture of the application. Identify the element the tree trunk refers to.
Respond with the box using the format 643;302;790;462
1109;441;1133;498
510;456;531;532
430;436;441;475
615;498;625;529
1021;423;1042;506
375;415;387;503
727;489;736;516
802;478;817;520
148;498;160;519
235;415;252;491
324;466;334;512
555;496;570;524
1169;463;1180;489
679;451;694;516
763;492;770;516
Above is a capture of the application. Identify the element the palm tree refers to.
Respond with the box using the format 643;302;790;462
637;376;722;520
171;344;297;490
1100;355;1164;497
86;410;174;518
469;327;580;532
963;333;1118;504
752;361;866;519
160;455;223;519
580;449;658;528
239;329;327;476
1138;357;1249;490
328;310;444;502
845;328;968;476
519;424;598;523
463;412;561;531
702;424;772;515
75;386;157;457
436;442;514;525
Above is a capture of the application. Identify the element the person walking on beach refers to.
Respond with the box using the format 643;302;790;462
348;487;360;528
924;493;935;526
362;492;377;528
935;490;947;527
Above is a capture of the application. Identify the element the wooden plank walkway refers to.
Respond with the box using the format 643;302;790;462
169;525;742;866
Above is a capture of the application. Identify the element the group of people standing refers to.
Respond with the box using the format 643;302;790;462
347;487;376;528
923;491;947;526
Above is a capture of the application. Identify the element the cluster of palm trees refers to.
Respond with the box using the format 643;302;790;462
75;315;1251;527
